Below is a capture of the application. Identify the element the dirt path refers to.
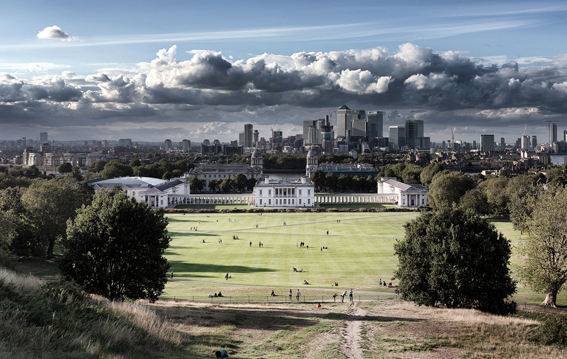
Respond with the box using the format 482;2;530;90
340;302;367;359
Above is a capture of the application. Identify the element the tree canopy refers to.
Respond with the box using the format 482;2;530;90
394;208;516;314
427;171;474;209
516;187;567;307
59;189;171;302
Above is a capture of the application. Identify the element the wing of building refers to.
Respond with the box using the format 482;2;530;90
377;177;428;207
89;176;190;209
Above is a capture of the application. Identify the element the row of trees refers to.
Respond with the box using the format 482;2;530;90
309;170;378;192
189;174;257;193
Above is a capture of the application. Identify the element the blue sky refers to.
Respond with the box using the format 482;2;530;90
1;0;567;143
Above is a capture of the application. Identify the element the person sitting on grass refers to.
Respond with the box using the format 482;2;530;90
218;292;223;297
271;290;276;296
303;280;309;285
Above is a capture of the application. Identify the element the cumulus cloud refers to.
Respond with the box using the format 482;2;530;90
37;25;74;41
3;42;567;141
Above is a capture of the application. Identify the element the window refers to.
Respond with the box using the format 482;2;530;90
308;199;310;204
284;199;287;204
268;190;271;195
260;199;262;205
299;189;302;195
259;190;262;196
299;199;302;204
308;189;311;195
269;199;271;204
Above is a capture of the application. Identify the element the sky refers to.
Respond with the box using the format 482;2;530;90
1;0;567;144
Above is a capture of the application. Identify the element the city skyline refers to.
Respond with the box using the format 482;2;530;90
1;1;567;143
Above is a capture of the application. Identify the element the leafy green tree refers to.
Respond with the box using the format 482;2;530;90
100;160;134;179
428;171;475;209
233;173;248;193
88;160;107;173
162;171;172;181
478;176;509;216
21;179;90;258
189;176;204;193
458;188;489;215
394;208;516;314
65;167;83;183
325;173;337;191
219;178;233;193
337;174;351;192
401;164;422;184
57;162;73;174
208;179;219;193
309;170;325;191
516;187;567;307
420;163;444;187
366;175;377;192
59;190;170;302
129;158;141;167
246;177;257;191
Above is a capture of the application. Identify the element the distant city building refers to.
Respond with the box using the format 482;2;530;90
119;138;133;146
39;132;48;143
377;177;429;208
552;123;558;143
337;105;352;138
244;124;253;147
500;137;505;150
389;126;405;150
531;136;537;149
181;139;191;153
480;134;495;152
351;118;367;137
189;151;262;191
367;111;384;138
254;176;315;207
164;139;172;153
521;135;530;150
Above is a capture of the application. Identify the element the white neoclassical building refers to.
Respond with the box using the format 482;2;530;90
253;176;315;207
90;176;191;209
377;177;428;208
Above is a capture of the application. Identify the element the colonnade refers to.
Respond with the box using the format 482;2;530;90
314;193;398;204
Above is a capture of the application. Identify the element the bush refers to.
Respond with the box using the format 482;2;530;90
536;315;567;347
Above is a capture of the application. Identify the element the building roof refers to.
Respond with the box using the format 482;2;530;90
380;178;428;193
92;176;167;187
339;105;350;110
255;176;314;188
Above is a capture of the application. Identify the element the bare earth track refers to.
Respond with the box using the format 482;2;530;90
341;302;367;359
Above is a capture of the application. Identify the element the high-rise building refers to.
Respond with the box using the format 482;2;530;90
39;132;48;143
531;136;537;149
238;133;245;146
480;134;495;152
118;138;133;146
164;139;172;152
181;139;191;152
389;126;405;149
244;124;253;147
321;115;333;153
367;111;384;138
351;119;367;137
336;105;352;138
405;120;424;138
253;130;259;147
552;123;558;143
473;140;477;149
521;135;530;150
500;137;505;150
564;130;567;142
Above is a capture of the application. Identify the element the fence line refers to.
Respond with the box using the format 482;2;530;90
164;294;400;304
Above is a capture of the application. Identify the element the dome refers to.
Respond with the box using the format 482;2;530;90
252;149;262;157
307;149;317;158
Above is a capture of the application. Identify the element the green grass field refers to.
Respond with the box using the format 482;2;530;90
164;212;566;306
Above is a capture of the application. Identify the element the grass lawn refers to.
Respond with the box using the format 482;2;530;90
164;211;567;306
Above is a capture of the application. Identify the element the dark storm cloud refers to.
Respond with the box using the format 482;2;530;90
2;42;567;140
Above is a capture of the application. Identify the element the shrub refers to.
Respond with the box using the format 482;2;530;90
536;315;567;347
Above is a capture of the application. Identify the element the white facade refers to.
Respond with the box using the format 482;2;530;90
377;177;428;208
91;176;190;209
253;176;315;207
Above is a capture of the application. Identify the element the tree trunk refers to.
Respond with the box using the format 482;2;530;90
541;291;557;308
47;239;55;259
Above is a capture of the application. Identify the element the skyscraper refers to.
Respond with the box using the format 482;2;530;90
321;115;333;153
244;124;253;147
405;120;424;138
531;136;537;149
389;126;405;149
367;111;384;138
336;105;351;138
39;132;48;143
521;135;530;150
480;134;495;152
181;139;191;152
552;123;558;143
500;137;505;150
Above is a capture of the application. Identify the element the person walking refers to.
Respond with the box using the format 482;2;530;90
349;289;353;302
289;289;292;301
296;289;301;301
341;290;347;302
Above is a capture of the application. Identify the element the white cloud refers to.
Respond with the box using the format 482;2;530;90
37;25;75;41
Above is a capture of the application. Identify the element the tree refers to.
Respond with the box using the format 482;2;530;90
56;162;73;174
458;188;489;215
427;171;475;209
162;171;172;181
394;208;516;314
325;172;337;191
208;179;219;193
233;173;247;193
189;176;204;193
337;174;351;192
246;177;257;191
21;179;90;258
478;176;509;216
88;160;107;173
219;178;233;193
420;163;444;187
65;167;83;183
100;160;134;179
401;164;422;184
309;170;325;191
59;190;170;302
516;187;567;307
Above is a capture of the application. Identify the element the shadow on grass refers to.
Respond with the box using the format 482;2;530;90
16;257;60;280
168;261;276;275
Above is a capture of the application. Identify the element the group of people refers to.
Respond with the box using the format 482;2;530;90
289;289;301;301
331;289;354;302
298;242;307;248
258;242;264;247
225;273;231;280
292;267;304;272
379;279;394;287
320;246;329;251
191;227;198;231
208;292;223;297
232;235;239;240
218;239;223;244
